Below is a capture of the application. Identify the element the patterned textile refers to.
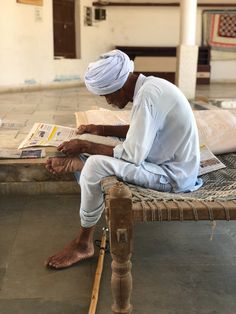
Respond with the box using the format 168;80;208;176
202;10;236;50
101;153;236;202
218;14;236;38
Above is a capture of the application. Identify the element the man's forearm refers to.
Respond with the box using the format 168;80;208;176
102;125;129;138
83;140;114;157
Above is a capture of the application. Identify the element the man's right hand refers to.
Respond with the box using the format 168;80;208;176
77;124;129;138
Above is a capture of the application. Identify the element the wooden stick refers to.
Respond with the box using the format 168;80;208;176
88;228;107;314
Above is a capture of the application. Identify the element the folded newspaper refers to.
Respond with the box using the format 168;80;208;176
18;122;122;149
18;123;78;149
0;148;45;159
199;144;226;176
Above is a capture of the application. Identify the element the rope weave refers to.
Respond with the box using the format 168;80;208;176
154;200;162;222
216;201;231;221
101;153;236;221
173;200;184;221
186;201;199;221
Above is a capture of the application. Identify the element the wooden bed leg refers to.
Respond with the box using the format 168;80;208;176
108;182;133;314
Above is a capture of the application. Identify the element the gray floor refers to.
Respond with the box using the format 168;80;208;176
1;83;236;313
1;195;236;314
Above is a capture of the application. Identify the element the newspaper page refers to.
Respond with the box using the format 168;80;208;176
199;144;226;176
78;133;123;146
18;122;122;150
75;109;129;145
193;110;236;154
0;120;25;130
0;148;45;159
0;149;22;159
75;108;131;127
20;148;46;159
18;123;78;149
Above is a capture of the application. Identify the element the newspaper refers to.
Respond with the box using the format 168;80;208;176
0;148;45;159
75;108;130;127
194;110;236;154
18;122;122;150
199;144;226;176
18;123;79;149
0;120;25;130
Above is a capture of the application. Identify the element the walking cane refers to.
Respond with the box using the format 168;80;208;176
88;227;108;314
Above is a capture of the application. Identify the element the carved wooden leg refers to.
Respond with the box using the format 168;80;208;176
108;182;133;314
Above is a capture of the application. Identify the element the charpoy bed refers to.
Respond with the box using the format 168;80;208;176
101;153;236;313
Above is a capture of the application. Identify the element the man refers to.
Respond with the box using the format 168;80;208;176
45;50;202;269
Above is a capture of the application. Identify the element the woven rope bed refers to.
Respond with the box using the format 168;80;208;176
101;153;236;313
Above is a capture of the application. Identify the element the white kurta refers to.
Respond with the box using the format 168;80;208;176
76;74;202;227
114;74;202;193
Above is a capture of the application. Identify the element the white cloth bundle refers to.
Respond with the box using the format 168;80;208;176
84;49;134;95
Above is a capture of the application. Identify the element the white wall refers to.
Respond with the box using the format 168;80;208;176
0;0;54;86
108;7;180;46
0;0;235;88
0;0;113;87
105;5;236;82
211;60;236;82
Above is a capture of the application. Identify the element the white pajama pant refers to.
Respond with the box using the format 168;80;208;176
75;155;172;228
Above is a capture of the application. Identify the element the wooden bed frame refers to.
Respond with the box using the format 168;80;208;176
101;152;236;313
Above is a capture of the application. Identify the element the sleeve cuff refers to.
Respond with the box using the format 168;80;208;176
113;143;124;159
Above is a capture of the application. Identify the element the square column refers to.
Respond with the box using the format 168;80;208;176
175;45;198;99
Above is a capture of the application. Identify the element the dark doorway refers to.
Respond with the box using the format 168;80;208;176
53;0;76;58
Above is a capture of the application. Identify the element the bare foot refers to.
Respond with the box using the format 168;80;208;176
45;239;94;269
45;157;84;174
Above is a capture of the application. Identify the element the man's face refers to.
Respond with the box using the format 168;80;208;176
104;88;129;109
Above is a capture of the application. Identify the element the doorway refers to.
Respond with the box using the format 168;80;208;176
53;0;80;58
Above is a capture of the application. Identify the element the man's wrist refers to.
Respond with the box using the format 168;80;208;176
81;140;92;154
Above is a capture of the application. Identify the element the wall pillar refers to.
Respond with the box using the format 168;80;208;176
175;0;198;99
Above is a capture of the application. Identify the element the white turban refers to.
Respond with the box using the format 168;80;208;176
84;49;134;95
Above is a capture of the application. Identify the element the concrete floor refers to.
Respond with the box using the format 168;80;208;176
1;195;236;314
1;83;236;313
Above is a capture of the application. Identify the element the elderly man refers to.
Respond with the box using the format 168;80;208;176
45;50;202;269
